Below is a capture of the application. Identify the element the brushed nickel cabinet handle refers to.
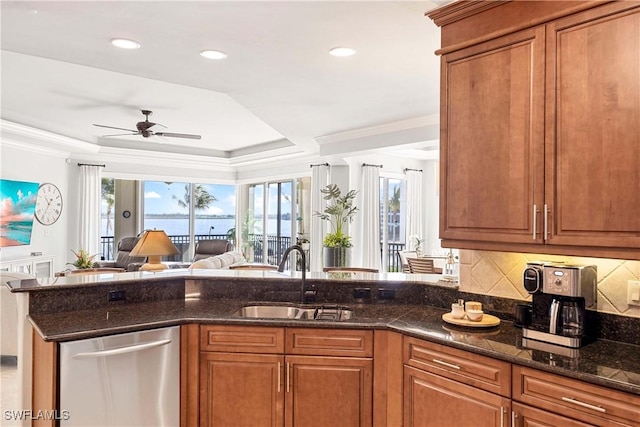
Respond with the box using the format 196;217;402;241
277;362;281;393
562;397;606;413
500;407;504;427
432;358;461;370
544;204;549;240
532;204;538;239
511;410;517;427
286;362;290;393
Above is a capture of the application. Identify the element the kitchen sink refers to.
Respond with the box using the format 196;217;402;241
232;304;353;321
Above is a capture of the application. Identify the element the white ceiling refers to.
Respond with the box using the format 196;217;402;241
1;1;446;166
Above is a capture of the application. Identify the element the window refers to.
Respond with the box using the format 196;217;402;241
143;181;236;261
100;178;115;260
380;177;406;272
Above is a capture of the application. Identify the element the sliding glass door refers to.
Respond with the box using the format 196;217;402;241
247;180;294;264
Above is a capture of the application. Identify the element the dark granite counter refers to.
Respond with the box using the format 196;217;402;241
10;270;640;396
27;298;640;397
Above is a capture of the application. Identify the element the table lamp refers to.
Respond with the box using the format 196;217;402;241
129;229;179;271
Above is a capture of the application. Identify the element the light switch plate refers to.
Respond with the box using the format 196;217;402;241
627;280;640;307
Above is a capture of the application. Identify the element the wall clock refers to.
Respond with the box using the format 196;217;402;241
35;182;63;225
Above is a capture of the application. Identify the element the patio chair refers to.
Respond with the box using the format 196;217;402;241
407;257;435;274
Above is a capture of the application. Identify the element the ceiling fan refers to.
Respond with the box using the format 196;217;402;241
93;110;201;140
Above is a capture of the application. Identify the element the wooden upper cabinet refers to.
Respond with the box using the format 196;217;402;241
545;3;640;249
432;1;640;258
440;26;545;244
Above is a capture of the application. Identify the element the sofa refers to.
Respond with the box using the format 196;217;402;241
188;251;246;269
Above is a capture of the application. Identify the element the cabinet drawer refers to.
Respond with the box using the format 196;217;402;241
404;336;511;397
513;365;640;426
286;328;373;357
201;325;284;354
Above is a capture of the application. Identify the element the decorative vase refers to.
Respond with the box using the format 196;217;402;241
323;246;351;268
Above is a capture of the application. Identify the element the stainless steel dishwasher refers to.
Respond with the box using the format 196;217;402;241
59;326;180;427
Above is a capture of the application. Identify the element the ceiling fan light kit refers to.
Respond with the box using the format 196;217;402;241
94;110;201;140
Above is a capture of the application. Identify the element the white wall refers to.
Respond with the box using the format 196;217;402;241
0;144;69;272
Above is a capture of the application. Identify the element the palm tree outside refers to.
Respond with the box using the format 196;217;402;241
173;184;217;210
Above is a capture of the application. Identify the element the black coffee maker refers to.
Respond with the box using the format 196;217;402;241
522;262;597;348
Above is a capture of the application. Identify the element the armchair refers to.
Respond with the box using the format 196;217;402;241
96;236;146;272
193;239;234;261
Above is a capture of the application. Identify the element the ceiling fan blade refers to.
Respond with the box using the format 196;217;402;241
155;132;202;140
100;132;139;137
93;124;137;132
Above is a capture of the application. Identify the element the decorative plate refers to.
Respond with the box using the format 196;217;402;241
442;312;501;328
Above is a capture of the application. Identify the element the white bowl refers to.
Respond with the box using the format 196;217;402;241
466;309;484;322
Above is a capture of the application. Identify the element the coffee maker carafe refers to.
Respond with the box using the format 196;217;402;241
522;263;597;348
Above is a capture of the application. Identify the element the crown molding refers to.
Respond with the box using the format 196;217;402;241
0;119;99;155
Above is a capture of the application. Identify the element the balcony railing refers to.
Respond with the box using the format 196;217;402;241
100;235;405;272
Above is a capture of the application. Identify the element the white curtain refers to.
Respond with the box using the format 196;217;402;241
310;164;330;271
405;169;423;250
360;165;381;270
79;165;102;256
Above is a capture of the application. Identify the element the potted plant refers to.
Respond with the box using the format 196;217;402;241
314;183;358;267
69;249;99;269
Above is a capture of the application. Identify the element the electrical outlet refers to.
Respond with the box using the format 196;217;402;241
108;289;126;302
627;280;640;307
353;288;371;300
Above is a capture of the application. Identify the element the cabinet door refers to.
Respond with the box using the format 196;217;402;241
404;365;510;427
545;3;640;249
440;26;545;245
285;355;372;427
200;352;284;427
512;402;595;427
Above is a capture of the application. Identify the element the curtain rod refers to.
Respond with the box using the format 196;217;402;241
362;163;383;168
77;163;105;167
310;162;330;168
404;168;423;172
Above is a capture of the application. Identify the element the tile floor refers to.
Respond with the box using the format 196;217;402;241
1;357;21;427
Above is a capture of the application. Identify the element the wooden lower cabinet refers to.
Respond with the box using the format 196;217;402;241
286;355;372;427
404;365;510;427
199;326;373;427
200;352;284;427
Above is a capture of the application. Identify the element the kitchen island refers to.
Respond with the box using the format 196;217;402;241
7;269;640;426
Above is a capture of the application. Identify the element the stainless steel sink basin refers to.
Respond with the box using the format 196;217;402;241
232;304;353;321
233;305;300;319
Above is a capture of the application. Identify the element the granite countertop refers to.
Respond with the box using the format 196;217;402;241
28;297;640;396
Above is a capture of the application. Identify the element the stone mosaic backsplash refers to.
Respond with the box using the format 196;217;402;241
458;250;640;318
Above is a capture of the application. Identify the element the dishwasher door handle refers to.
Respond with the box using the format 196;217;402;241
72;339;172;358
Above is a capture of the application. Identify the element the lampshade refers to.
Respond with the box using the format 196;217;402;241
130;229;179;271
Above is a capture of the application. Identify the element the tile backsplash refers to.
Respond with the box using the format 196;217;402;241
458;250;640;318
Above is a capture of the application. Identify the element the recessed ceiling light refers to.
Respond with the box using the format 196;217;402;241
200;50;228;60
110;38;141;49
329;47;357;57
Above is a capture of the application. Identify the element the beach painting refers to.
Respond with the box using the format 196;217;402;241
0;179;39;247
